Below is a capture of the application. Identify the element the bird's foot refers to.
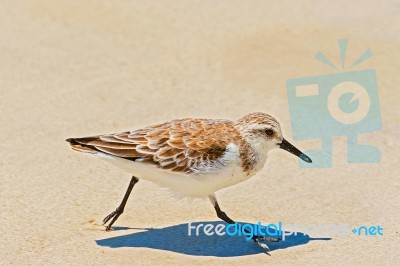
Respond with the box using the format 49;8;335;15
102;207;123;231
252;235;280;250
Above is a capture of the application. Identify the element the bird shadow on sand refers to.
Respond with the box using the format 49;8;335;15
96;221;330;257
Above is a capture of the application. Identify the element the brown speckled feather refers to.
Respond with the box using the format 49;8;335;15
67;118;250;173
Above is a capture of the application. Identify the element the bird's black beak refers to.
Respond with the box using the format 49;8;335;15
279;138;312;163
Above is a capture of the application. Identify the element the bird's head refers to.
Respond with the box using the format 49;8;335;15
235;112;312;163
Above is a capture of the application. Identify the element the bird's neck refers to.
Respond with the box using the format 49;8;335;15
237;138;269;176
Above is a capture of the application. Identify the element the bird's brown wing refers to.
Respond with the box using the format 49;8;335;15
67;118;241;173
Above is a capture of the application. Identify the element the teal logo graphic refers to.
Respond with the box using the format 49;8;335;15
286;39;382;168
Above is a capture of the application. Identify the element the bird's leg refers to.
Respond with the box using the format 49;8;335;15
208;193;235;224
208;193;279;250
103;176;139;230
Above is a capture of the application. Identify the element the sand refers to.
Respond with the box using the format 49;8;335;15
1;1;399;265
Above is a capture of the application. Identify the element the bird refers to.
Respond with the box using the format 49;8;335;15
66;112;312;249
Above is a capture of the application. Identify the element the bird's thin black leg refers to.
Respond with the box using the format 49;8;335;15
103;176;139;230
208;193;279;250
208;194;235;224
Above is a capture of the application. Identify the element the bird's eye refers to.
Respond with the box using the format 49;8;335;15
265;129;274;136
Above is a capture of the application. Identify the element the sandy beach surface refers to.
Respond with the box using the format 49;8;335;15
1;1;399;265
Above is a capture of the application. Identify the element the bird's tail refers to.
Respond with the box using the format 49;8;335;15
66;137;98;154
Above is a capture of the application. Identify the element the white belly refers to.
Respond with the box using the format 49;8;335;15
90;142;260;197
97;154;254;197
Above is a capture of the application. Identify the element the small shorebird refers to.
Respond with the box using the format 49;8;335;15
66;112;311;249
